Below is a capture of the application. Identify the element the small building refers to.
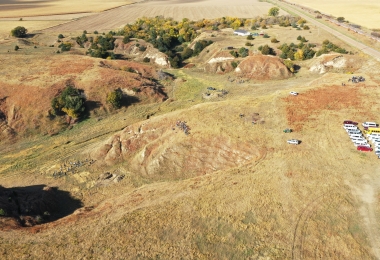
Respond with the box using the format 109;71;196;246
233;29;250;36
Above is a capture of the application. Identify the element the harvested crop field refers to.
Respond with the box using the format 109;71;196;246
286;0;380;29
45;0;284;32
0;0;141;18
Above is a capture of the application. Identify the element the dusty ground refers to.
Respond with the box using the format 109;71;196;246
286;0;380;29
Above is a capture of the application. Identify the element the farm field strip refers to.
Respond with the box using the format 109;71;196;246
44;0;283;32
0;0;142;18
285;0;380;30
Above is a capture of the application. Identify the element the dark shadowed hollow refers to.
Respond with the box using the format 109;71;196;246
0;184;82;228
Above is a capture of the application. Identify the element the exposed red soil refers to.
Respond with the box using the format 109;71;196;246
283;84;368;131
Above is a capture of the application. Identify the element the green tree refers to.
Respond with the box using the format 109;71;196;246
107;89;123;109
51;85;86;118
181;47;193;60
268;7;280;17
11;26;27;38
238;47;248;57
337;17;345;22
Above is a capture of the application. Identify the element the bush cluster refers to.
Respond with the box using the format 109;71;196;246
106;88;123;109
258;44;276;56
230;47;249;58
51;85;86;118
316;40;348;56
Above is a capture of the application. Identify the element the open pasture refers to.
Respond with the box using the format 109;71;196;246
286;0;380;29
44;0;283;32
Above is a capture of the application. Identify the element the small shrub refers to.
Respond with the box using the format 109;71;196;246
283;59;295;72
263;34;270;38
107;88;123;109
245;42;253;46
143;57;150;63
303;25;310;30
58;34;64;39
271;37;279;43
231;61;238;68
19;18;23;21
247;35;254;40
83;30;87;34
0;208;6;216
34;45;37;48
136;43;140;47
14;45;19;51
93;30;98;34
139;45;147;52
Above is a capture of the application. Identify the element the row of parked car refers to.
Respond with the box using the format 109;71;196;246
343;120;380;158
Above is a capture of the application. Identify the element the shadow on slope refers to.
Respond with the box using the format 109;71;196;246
0;185;82;229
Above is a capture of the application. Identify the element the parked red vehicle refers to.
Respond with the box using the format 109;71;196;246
343;120;358;125
357;146;373;152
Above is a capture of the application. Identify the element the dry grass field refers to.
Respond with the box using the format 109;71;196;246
45;0;284;32
0;21;67;40
1;5;380;259
286;0;380;29
0;0;141;18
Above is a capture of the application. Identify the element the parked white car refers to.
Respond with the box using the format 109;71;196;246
289;91;298;96
344;125;358;130
349;134;363;138
354;143;370;148
287;139;300;145
368;134;380;140
362;122;378;128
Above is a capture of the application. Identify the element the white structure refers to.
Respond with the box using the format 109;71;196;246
233;29;250;36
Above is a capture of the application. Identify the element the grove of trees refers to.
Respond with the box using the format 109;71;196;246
51;85;86;119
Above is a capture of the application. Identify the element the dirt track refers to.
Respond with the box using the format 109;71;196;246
44;0;280;32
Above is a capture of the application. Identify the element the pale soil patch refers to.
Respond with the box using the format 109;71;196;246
0;0;142;18
286;0;380;29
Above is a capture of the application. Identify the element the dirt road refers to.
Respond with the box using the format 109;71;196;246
272;0;380;62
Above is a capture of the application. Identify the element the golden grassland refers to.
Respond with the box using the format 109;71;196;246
1;20;380;258
286;0;380;29
0;0;141;18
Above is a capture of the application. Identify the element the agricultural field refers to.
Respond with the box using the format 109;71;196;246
286;0;380;29
44;0;283;32
0;0;142;18
1;1;380;259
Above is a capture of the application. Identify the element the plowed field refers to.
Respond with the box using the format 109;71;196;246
44;0;282;32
